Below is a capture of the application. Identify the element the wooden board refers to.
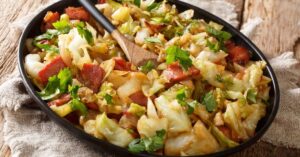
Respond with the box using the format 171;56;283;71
0;0;299;156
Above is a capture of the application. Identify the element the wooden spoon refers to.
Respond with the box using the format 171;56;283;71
78;0;158;66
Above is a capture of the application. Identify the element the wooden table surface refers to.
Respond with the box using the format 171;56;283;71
0;0;299;156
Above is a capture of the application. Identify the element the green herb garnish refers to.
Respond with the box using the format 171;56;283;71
166;46;192;70
104;94;113;104
140;60;155;73
128;129;166;154
39;68;72;100
77;24;94;45
202;91;217;112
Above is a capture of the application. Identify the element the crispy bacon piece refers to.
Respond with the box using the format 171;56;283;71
38;56;67;84
226;41;250;64
98;0;106;3
41;11;60;31
129;91;148;106
163;62;200;84
65;7;90;21
80;63;105;93
114;58;132;71
47;94;71;106
86;102;99;111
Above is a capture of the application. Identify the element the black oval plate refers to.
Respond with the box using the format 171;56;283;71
18;0;280;156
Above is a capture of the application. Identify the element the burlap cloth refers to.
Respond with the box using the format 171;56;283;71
0;0;299;156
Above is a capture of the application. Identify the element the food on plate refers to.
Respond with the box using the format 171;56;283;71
24;0;270;155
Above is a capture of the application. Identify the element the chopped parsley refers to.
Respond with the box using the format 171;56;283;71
166;46;192;71
69;98;88;116
176;88;197;115
206;25;232;52
133;0;141;7
202;91;217;112
128;129;166;154
39;68;72;100
140;60;155;73
104;94;113;104
77;24;94;45
68;85;80;99
52;20;71;34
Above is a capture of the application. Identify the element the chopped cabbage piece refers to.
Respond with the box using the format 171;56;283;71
95;113;134;147
127;103;146;117
155;95;192;134
211;125;239;148
243;103;266;136
137;98;168;137
223;102;249;140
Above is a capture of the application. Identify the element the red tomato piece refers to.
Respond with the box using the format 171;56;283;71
38;56;67;84
98;0;106;3
80;63;105;93
41;11;60;31
163;62;200;84
227;45;250;64
48;94;71;107
114;58;132;71
129;91;148;106
86;102;99;111
65;7;90;21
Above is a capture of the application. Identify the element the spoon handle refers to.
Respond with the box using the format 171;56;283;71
78;0;115;33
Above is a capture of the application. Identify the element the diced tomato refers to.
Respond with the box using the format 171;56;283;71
129;91;148;106
38;56;67;84
80;63;105;93
41;11;60;31
98;0;106;3
227;45;250;64
65;7;90;21
48;94;71;106
65;112;79;125
163;62;200;84
86;102;99;110
114;58;132;71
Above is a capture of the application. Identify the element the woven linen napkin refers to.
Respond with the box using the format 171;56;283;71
1;0;299;157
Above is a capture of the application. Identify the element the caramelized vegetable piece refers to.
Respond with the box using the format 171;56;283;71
48;94;71;106
227;45;250;64
41;11;60;31
114;58;132;71
80;63;105;93
129;91;148;106
65;7;90;21
162;62;200;84
38;56;67;84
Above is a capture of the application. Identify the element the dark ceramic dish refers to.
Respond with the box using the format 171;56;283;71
18;0;280;156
